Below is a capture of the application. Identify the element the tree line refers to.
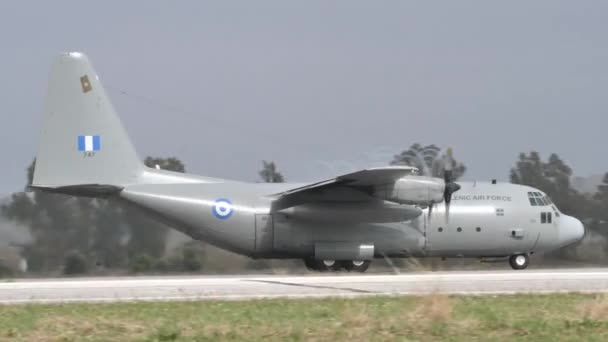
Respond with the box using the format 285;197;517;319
0;144;606;276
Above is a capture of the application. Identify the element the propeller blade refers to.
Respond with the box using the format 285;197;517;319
442;147;460;223
444;182;461;203
443;147;453;183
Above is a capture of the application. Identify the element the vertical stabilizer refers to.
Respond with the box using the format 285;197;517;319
32;52;143;188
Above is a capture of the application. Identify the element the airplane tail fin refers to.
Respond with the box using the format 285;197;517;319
32;52;143;193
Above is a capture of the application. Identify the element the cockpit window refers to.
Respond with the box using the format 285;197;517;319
528;192;551;206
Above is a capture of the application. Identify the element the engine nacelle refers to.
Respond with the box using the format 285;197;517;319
374;175;445;205
278;201;422;223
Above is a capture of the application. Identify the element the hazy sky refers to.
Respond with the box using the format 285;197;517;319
0;1;607;194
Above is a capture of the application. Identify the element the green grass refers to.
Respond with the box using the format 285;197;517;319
1;294;608;341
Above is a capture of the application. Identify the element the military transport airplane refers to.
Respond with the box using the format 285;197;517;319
30;52;584;272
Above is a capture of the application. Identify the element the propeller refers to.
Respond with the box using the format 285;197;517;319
422;147;461;222
442;147;461;221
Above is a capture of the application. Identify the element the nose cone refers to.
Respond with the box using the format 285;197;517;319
559;215;585;247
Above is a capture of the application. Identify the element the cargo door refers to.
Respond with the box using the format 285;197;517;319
255;214;274;255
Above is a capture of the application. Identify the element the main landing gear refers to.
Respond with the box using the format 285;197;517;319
303;258;371;272
509;254;530;270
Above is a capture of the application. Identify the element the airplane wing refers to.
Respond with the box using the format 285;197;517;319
270;166;418;211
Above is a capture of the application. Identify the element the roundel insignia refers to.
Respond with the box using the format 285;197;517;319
212;198;234;220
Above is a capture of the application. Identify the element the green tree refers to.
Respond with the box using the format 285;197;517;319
63;251;89;275
1;159;99;273
591;173;608;238
144;157;185;173
594;173;608;203
510;152;584;216
90;199;128;269
391;144;466;179
510;152;545;189
259;161;285;183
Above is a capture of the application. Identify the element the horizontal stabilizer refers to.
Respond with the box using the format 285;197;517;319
29;184;123;198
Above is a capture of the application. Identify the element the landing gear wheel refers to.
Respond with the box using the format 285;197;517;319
319;259;341;272
303;258;342;272
342;260;371;273
509;254;529;270
303;257;317;271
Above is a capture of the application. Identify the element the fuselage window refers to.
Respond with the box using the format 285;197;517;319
541;212;547;224
496;208;504;216
540;212;553;224
476;227;481;232
438;227;443;232
457;227;462;232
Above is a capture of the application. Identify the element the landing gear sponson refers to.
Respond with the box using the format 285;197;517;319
303;258;371;272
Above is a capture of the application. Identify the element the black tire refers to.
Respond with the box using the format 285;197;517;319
303;257;317;271
342;260;371;273
319;259;341;272
303;258;341;272
509;254;529;270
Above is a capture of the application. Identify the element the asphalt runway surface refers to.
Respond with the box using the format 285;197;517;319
1;268;608;304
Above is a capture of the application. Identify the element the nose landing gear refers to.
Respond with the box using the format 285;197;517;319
509;254;529;270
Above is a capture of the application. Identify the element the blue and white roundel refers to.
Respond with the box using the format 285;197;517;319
212;198;234;220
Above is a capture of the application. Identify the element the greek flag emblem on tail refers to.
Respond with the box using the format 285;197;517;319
78;135;101;152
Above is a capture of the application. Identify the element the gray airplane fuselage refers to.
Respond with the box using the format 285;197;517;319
118;170;583;261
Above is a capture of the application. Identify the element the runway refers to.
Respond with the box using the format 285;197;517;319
1;268;608;304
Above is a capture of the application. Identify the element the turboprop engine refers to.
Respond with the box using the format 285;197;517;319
374;148;462;220
373;176;445;206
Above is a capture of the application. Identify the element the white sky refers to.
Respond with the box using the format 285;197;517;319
0;1;607;193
